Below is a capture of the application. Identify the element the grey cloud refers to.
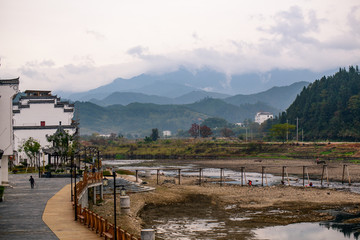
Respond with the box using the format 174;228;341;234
259;6;320;45
348;6;360;35
40;60;55;67
64;64;93;74
192;32;199;40
127;46;149;57
19;67;39;78
25;59;55;68
86;30;106;40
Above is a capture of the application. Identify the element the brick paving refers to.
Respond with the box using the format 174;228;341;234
0;173;69;240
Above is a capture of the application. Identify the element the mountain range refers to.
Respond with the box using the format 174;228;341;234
75;99;280;136
55;67;333;135
57;67;335;101
84;81;308;111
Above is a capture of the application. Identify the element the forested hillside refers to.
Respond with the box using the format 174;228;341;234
76;98;278;136
284;66;360;141
186;98;279;123
224;81;309;110
76;102;208;136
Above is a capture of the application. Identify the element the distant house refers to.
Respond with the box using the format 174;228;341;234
255;112;273;124
162;130;171;138
235;123;244;127
13;90;77;165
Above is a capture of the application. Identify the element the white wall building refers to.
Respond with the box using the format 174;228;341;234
162;130;172;138
13;90;76;166
0;78;19;185
255;112;274;124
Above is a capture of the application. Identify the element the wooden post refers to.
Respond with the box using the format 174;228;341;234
282;166;285;184
285;167;290;186
135;170;138;183
261;167;264;186
347;165;351;185
178;169;181;185
157;169;160;185
302;166;305;187
241;167;244;186
321;164;325;186
342;164;346;184
265;168;268;186
220;168;223;186
199;168;202;186
306;167;310;185
325;165;329;186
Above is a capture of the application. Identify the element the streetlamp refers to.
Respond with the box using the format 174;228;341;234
70;155;74;201
120;185;126;196
103;177;109;186
74;163;78;221
103;170;126;240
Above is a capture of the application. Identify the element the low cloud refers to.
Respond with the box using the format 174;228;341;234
64;64;93;74
25;59;55;68
86;30;106;41
258;6;321;45
127;46;149;57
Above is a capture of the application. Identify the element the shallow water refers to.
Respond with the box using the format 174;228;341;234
255;222;359;240
108;159;360;193
141;200;360;240
106;159;360;239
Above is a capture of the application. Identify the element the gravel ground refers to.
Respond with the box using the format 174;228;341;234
92;158;360;239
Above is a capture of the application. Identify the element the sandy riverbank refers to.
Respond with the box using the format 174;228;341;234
92;164;360;239
89;159;360;239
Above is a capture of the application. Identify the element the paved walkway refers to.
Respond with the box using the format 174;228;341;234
0;173;69;239
43;183;100;240
0;173;101;240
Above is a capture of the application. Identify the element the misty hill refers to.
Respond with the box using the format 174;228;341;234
61;67;335;101
88;81;304;110
76;101;209;135
76;98;279;136
186;98;280;123
224;81;309;111
90;90;231;106
174;91;230;104
284;66;360;141
89;92;171;106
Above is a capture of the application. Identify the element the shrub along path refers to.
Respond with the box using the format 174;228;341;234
0;173;69;240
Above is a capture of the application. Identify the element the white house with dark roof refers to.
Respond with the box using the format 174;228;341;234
13;90;77;166
0;78;19;185
255;112;274;124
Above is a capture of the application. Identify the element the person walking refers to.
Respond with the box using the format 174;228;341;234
29;176;35;189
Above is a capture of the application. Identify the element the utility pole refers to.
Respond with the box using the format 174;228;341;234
286;119;288;142
245;126;248;142
296;118;299;142
302;129;304;142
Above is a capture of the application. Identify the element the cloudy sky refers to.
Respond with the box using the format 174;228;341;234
0;0;359;92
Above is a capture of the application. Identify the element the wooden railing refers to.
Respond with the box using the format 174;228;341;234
74;172;140;240
75;171;103;197
76;203;139;240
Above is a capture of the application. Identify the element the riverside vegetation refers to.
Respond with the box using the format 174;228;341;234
84;137;360;161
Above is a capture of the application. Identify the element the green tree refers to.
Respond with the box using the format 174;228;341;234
19;137;41;171
150;128;159;141
270;123;296;142
46;128;74;167
202;117;229;129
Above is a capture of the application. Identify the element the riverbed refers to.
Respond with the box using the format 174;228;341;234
97;158;360;239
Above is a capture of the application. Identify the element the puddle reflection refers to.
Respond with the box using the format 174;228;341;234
255;222;359;240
